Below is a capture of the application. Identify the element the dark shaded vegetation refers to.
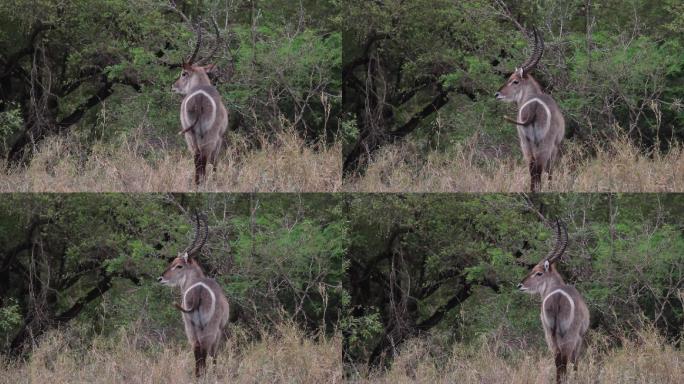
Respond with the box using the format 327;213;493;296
341;0;684;174
0;0;340;165
342;194;684;369
0;194;346;356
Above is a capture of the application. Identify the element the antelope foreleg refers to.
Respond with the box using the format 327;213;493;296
529;159;542;192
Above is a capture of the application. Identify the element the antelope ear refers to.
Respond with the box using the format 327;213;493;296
515;67;524;77
202;64;216;73
543;260;550;272
182;252;189;263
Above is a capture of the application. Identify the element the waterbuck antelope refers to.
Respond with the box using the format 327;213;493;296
518;220;589;383
495;29;565;192
158;213;232;377
172;23;228;185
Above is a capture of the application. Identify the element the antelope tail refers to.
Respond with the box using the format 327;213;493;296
174;302;195;313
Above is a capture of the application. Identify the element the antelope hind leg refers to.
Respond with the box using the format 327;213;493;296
571;338;583;372
193;152;201;185
194;343;207;377
528;159;543;192
198;155;207;184
193;343;202;377
193;152;208;186
555;351;568;384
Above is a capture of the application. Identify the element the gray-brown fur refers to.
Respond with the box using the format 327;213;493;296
495;29;565;192
518;220;589;383
158;214;232;377
172;23;228;185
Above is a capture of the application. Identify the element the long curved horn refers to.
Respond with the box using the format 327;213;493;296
545;219;568;264
520;28;544;74
542;219;562;263
185;22;203;65
183;212;208;257
554;220;569;262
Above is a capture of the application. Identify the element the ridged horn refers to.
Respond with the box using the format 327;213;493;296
520;28;544;74
544;219;568;264
183;212;208;257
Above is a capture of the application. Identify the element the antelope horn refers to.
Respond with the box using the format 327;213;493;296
555;220;569;262
542;219;562;264
520;28;544;74
185;21;203;65
183;212;208;257
545;219;568;264
196;17;221;66
518;29;537;72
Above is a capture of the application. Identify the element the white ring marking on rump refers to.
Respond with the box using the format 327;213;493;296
181;90;217;134
542;288;575;331
183;282;217;326
519;97;551;139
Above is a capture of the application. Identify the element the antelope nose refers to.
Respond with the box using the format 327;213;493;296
494;92;501;98
516;283;523;289
157;276;163;282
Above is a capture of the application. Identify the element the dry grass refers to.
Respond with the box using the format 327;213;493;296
346;134;684;192
353;328;683;384
1;323;342;384
0;130;342;192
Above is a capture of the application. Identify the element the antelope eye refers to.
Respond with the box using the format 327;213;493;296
175;265;183;269
535;272;543;276
513;80;519;85
181;72;188;77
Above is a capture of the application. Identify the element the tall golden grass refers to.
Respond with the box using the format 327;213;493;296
353;328;682;384
1;323;342;384
0;130;342;192
4;131;683;192
346;134;684;192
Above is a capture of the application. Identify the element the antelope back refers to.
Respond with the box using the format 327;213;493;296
183;278;222;326
176;63;228;147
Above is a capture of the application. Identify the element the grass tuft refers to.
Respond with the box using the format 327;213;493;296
1;323;342;384
0;130;341;192
345;134;684;192
354;327;682;384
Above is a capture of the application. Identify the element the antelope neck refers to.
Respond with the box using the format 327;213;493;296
189;73;212;89
516;77;543;106
540;274;566;298
179;267;205;292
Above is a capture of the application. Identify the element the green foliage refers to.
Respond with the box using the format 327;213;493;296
345;194;684;366
584;216;684;338
0;194;348;352
229;208;348;324
339;118;359;149
0;0;340;161
0;298;22;342
342;0;684;167
0;102;23;153
341;308;383;360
